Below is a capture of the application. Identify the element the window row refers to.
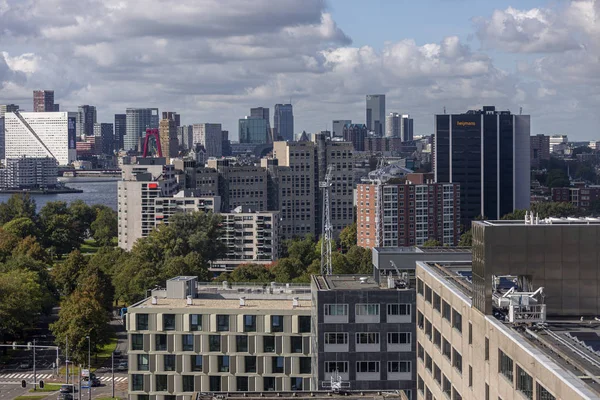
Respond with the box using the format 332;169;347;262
131;375;308;392
497;349;555;400
324;332;411;345
324;361;411;374
324;303;411;317
417;340;462;376
417;279;462;333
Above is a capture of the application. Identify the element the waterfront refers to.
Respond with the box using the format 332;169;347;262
0;177;118;211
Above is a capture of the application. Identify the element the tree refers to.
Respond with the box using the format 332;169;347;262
161;252;210;283
345;246;372;274
78;265;115;312
0;194;37;225
572;146;594;156
271;258;304;283
52;250;88;296
421;239;442;247
0;228;19;262
575;164;597;183
338;223;357;253
546;169;570;188
286;234;319;268
12;236;51;264
501;209;527;220
68;200;96;239
39;202;84;256
88;246;127;276
0;269;45;340
91;208;118;246
3;217;38;239
532;202;577;218
2;255;56;313
458;230;472;247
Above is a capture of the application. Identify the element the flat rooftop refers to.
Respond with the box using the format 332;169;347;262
134;297;312;311
374;246;471;254
195;391;405;400
313;274;412;291
480;217;600;226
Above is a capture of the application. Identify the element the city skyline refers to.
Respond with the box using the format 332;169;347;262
1;0;599;140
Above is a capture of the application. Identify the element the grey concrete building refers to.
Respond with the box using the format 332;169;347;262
115;114;126;151
125;108;160;152
0;156;58;189
206;159;268;212
77;105;97;137
94;123;114;155
193;123;222;158
332;120;351;138
366;95;385;136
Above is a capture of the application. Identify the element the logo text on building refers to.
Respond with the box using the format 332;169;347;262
456;121;476;127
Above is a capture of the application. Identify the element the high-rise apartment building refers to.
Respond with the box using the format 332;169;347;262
193;123;223;158
274;104;293;141
343;124;367;152
0;104;19;118
33;90;58;112
206;159;268;212
530;134;550;168
0;156;58;189
239;117;268;145
386;113;401;138
0;117;4;160
124;108;159;151
434;106;530;226
93;123;114;155
250;107;271;142
366;94;385;136
4;111;77;165
221;208;280;262
114;114;126;151
332;120;351;138
76;105;97;137
159;117;179;162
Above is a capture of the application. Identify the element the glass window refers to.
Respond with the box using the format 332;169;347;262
191;355;202;372
325;332;348;344
209;376;221;392
485;337;489;360
218;356;229;372
291;336;303;353
442;301;451;321
156;375;167;392
245;356;257;373
417;278;424;296
291;377;303;391
190;314;202;331
434;363;441;384
136;314;148;330
433;328;441;348
264;377;275;391
387;304;411;316
468;322;472;344
452;348;462;374
388;361;411;373
425;352;432;372
131;334;143;351
163;314;175;331
356;332;379;344
263;336;275;352
498;350;514;382
217;315;229;331
324;304;348;316
236;335;248;352
388;332;411;344
155;334;166;351
325;361;348;373
271;315;284;332
433;293;441;312
164;355;175;371
442;337;451;360
137;354;148;371
244;315;256;332
356;304;379;315
182;334;193;351
443;374;451;397
209;335;221;352
537;383;556;400
132;374;143;391
272;356;284;373
182;375;194;392
425;285;432;303
298;316;311;333
356;361;379;373
299;357;311;374
418;311;424;329
418;374;424;393
452;388;462;400
468;365;472;387
237;376;249;392
417;343;424;361
452;309;462;333
516;365;533;400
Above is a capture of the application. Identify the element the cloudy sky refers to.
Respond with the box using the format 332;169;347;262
1;0;599;140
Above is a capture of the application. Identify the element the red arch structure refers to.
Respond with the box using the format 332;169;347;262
142;128;162;158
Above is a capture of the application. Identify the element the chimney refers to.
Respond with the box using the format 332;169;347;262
151;296;158;305
186;295;192;306
240;297;246;307
292;297;299;309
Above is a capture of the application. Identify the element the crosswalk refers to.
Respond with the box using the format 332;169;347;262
0;373;128;383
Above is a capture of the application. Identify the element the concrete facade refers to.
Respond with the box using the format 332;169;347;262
193;123;222;158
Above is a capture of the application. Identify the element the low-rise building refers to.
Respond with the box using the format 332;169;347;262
0;156;58;189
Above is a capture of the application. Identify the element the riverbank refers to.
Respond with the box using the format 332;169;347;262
0;187;83;194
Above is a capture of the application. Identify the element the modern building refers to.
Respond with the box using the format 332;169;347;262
206;159;268;212
356;174;461;248
193;124;223;158
0;156;58;189
434;106;530;226
530;134;550;168
4;111;77;165
178;126;194;151
274;104;293;142
343;124;367;152
250;107;271;142
332;120;351;138
115;114;127;151
33;90;58;112
400;115;414;142
366;95;385;136
162;112;181;128
93;123;115;155
549;134;568;154
76;105;97;137
125;108;160;151
0;104;19;118
416;218;600;400
159;117;179;162
311;274;416;395
0;117;4;160
126;276;315;397
239;117;269;145
386;113;401;138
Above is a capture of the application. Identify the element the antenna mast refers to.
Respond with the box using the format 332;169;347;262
374;155;386;247
320;165;334;275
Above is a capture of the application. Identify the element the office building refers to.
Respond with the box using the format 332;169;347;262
356;174;460;248
274;104;293;142
221;207;280;263
416;219;600;400
366;94;385;136
434;106;530;226
114;114;126;151
343;124;367;152
239;117;269;145
4;111;77;165
93;123;114;155
311;274;416;394
125;108;159;151
206;159;268;212
0;104;19;118
386;113;401;138
530;134;550;168
0;117;4;160
76;105;97;137
250;107;271;142
549;134;568;154
33;90;58;112
178;126;194;151
0;156;58;189
126;276;314;397
162;111;181;128
400;115;414;142
332;120;351;138
193;124;223;158
159;117;179;162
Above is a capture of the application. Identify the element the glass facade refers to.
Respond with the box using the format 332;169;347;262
239;117;268;144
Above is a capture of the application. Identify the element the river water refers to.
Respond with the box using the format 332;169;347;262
0;177;119;211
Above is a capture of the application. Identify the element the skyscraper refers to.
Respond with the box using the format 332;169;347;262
332;120;351;138
124;108;159;152
400;114;414;142
114;114;126;151
192;123;222;158
159;117;179;162
386;113;400;138
162;111;180;127
366;94;385;136
33;90;58;112
0;104;19;118
274;104;293;141
434;105;530;226
0;117;4;160
239;117;268;144
93;123;114;155
250;107;271;142
342;123;367;151
76;105;97;137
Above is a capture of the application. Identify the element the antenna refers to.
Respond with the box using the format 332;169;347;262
520;107;523;115
443;106;446;114
320;165;334;275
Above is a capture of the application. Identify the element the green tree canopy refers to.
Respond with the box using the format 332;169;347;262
0;269;45;340
546;169;570;188
421;239;442;247
91;208;118;246
217;264;274;283
271;258;304;283
3;217;38;239
0;194;37;225
286;234;319;268
338;223;357;252
39;201;84;256
458;230;472;247
52;250;88;296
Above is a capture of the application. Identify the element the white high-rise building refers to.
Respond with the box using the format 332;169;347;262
4;111;77;165
192;123;222;158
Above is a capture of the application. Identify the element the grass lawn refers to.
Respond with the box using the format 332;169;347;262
29;383;62;392
15;396;48;400
80;239;100;255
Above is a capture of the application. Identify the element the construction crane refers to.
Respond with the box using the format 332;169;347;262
320;165;334;276
373;155;387;248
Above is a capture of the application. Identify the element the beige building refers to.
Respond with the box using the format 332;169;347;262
159;118;179;163
207;159;268;212
127;277;314;398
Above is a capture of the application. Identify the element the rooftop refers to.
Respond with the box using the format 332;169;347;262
313;274;411;291
479;217;600;226
133;297;312;311
195;391;406;400
374;246;471;254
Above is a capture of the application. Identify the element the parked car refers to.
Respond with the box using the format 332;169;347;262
19;362;31;369
113;350;122;357
57;394;73;400
59;385;75;394
91;377;101;387
116;361;128;371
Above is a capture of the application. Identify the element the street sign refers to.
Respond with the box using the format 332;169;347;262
81;369;90;377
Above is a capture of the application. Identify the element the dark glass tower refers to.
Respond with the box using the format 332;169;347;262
274;104;293;141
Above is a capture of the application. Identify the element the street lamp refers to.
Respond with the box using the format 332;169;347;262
85;336;91;400
85;336;90;371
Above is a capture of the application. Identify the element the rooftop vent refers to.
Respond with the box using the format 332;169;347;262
240;297;246;307
151;296;158;305
186;295;192;306
359;277;369;284
292;297;299;308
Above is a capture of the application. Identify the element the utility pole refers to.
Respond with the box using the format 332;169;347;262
86;336;91;400
32;339;36;391
111;352;115;399
66;337;69;384
78;364;82;400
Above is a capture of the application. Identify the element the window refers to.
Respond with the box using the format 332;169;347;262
425;352;432;372
217;315;229;331
516;365;533;400
298;316;311;333
210;376;221;392
418;374;424;393
453;388;462;400
387;304;411;316
388;361;411;373
468;322;472;344
485;383;490;400
272;356;284;373
418;311;424;329
156;375;167;392
271;315;284;332
191;355;202;372
498;350;514;382
485;337;489;360
433;292;441;312
356;304;379;315
263;336;275;352
452;348;462;374
131;334;143;351
356;361;379;373
137;354;148;371
237;376;249;392
537;383;556;400
132;374;143;391
243;315;256;332
182;376;194;392
325;333;348;344
209;335;221;352
291;336;303;353
163;314;175;331
433;328;441;348
182;334;193;351
434;363;441;384
155;334;166;351
425;285;432;303
425;319;432;339
164;355;175;371
218;356;230;372
264;377;275;391
468;365;472;387
190;314;202;331
138;396;149;400
136;314;148;330
291;377;303;391
325;361;348;373
417;278;424;296
356;332;379;344
443;374;451;397
236;335;248;352
442;301;451;321
324;304;348;316
245;356;256;373
452;309;462;333
417;343;424;361
299;357;311;374
388;332;411;344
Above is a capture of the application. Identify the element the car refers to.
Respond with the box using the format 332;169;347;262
91;377;101;387
59;385;75;394
19;362;31;369
116;361;128;371
57;394;73;400
113;350;121;357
